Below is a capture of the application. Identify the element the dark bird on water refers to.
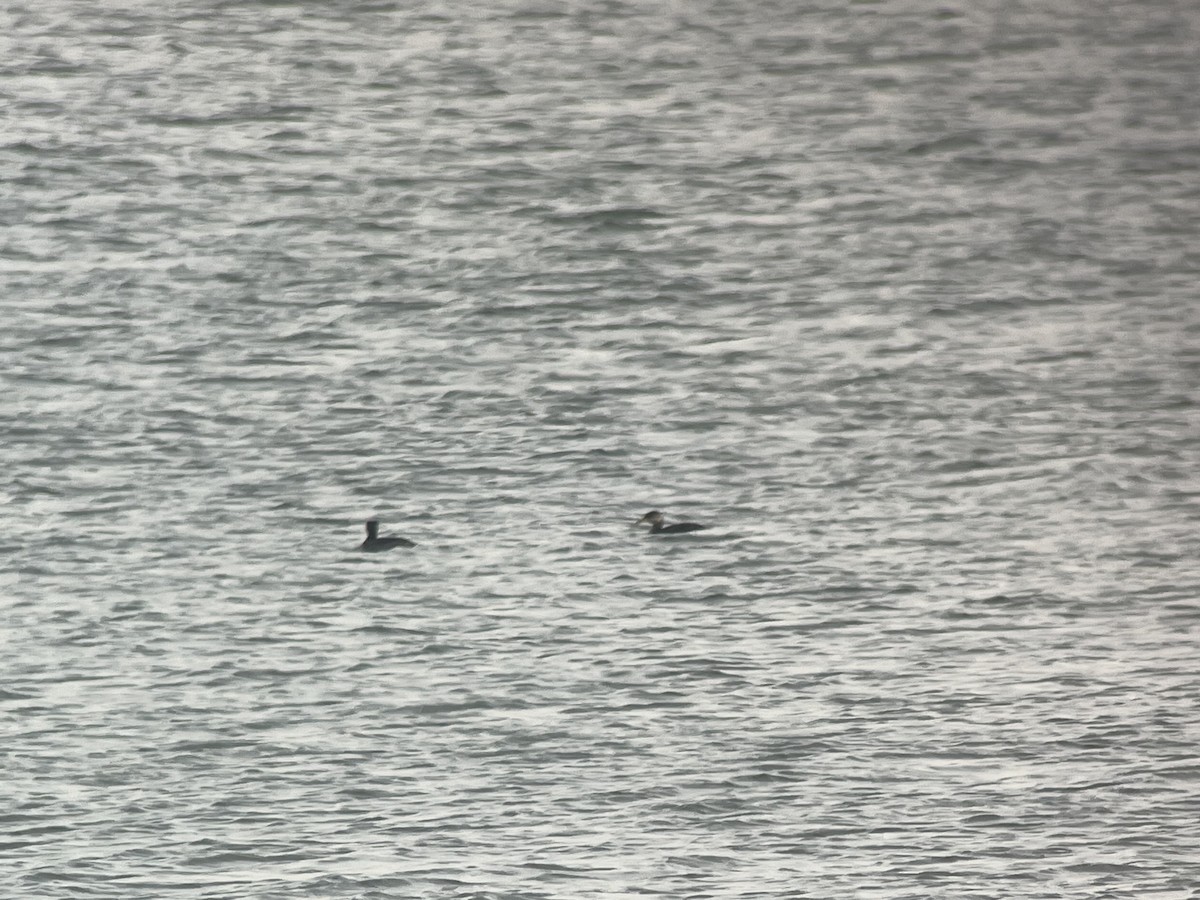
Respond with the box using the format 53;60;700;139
360;519;416;551
636;510;706;534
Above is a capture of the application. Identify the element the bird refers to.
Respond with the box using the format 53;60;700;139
635;510;706;534
360;519;416;551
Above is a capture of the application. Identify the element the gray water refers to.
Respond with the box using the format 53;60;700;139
3;1;1200;897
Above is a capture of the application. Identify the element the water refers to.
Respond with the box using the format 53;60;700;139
3;1;1199;897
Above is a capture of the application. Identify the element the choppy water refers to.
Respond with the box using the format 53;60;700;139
4;1;1200;897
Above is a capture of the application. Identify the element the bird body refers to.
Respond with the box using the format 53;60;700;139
360;519;415;550
636;510;706;534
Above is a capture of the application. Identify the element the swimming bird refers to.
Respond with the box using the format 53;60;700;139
360;519;416;551
636;510;706;534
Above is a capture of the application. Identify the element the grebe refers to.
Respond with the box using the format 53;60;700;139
636;510;706;534
360;519;416;550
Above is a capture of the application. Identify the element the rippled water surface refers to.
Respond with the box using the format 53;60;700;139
4;1;1200;897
